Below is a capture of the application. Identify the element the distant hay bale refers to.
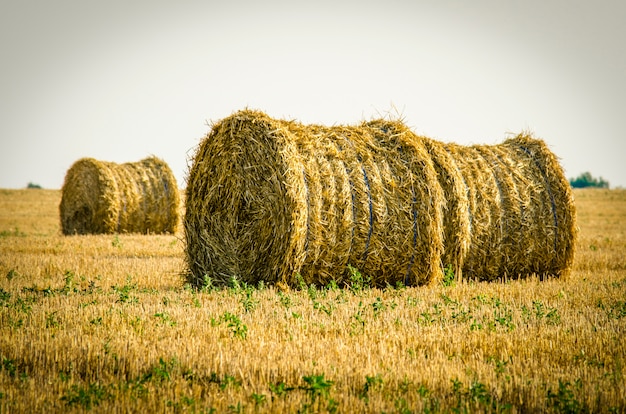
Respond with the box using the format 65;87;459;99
60;157;180;235
184;110;444;288
184;109;576;288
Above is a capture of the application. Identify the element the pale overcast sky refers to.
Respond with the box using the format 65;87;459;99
1;0;624;189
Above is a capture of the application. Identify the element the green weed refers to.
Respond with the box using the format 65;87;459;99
154;312;176;327
301;373;336;413
111;235;123;248
347;264;371;294
60;382;110;410
142;357;178;383
546;380;585;413
112;275;139;304
212;312;248;339
0;227;26;238
442;264;455;287
0;287;10;305
359;374;383;402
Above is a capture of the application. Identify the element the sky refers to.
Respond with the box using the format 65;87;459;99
1;0;625;189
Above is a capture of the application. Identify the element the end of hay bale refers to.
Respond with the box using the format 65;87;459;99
501;133;577;278
60;158;115;235
184;110;307;287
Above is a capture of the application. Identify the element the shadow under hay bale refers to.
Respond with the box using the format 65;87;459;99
60;157;180;235
184;110;444;288
184;110;577;288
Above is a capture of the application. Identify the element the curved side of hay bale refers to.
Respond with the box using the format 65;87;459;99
60;157;179;235
443;144;503;281
135;157;181;234
364;120;445;286
184;111;445;288
472;145;522;279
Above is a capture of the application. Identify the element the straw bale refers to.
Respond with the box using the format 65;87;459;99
437;133;576;281
501;133;577;278
184;110;444;288
184;110;576;288
60;157;180;235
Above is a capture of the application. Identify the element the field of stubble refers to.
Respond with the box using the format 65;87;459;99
0;188;624;413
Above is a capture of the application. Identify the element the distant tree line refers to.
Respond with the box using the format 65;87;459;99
27;182;42;189
569;172;609;189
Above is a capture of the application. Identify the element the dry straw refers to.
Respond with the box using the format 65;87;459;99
184;110;576;288
60;157;180;235
184;110;444;288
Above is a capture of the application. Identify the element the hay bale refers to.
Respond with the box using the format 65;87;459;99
60;157;180;235
437;134;577;281
184;110;576;288
501;133;577;278
184;110;444;288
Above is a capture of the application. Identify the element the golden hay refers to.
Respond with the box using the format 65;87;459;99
436;134;577;281
184;110;444;288
60;157;180;235
444;143;504;281
501;133;577;278
184;110;577;288
419;137;470;279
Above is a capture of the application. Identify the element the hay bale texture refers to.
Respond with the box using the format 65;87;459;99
60;157;180;235
185;110;444;288
185;109;576;288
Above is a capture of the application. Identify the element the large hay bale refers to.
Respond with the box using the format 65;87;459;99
184;110;444;288
434;134;576;281
60;157;180;235
184;109;576;288
500;133;577;278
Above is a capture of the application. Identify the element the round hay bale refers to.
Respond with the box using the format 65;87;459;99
501;133;577;278
184;109;576;287
60;157;180;235
437;133;577;281
184;110;444;288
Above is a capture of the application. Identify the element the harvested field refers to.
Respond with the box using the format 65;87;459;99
0;187;624;412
